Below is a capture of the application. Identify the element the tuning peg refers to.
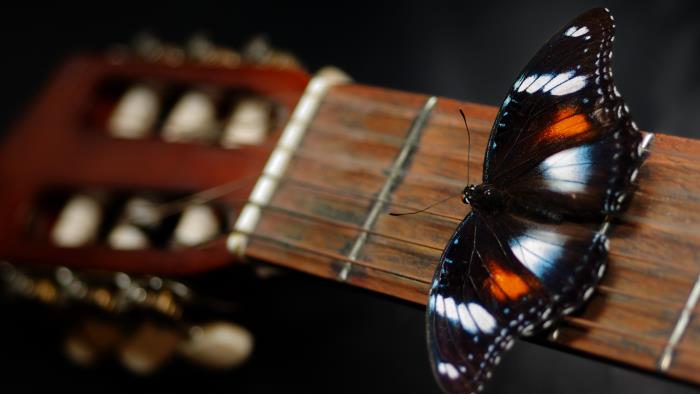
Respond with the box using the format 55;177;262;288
51;194;103;248
221;97;272;148
242;35;302;70
64;318;123;367
178;321;254;370
185;33;215;61
173;204;220;247
107;84;161;139
162;90;219;143
131;31;184;66
123;195;163;228
118;321;183;375
186;33;242;67
108;223;150;250
242;35;272;64
132;32;162;60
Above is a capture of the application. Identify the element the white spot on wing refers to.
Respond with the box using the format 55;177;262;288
526;74;554;93
518;75;538;93
513;75;525;91
539;146;592;193
458;302;479;333
502;94;512;108
436;294;445;316
565;26;589;37
444;296;459;322
542;71;574;92
468;303;497;334
550;75;588;96
508;233;565;279
438;362;461;380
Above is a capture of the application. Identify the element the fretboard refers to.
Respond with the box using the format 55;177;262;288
240;81;700;386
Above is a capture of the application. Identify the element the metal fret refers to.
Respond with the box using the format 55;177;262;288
338;96;437;281
658;273;700;371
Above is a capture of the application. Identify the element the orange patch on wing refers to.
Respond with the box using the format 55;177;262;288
487;261;531;301
541;107;590;140
487;280;508;302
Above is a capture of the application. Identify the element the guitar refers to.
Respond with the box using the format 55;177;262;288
1;33;699;391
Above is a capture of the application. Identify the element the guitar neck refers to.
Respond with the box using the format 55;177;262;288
2;55;699;387
240;80;700;385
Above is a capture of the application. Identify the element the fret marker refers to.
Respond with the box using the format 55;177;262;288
337;96;437;281
227;67;350;256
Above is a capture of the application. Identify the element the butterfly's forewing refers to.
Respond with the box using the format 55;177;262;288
428;212;608;392
483;8;644;217
506;131;644;219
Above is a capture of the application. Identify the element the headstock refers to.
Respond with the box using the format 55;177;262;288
0;35;310;373
0;36;310;277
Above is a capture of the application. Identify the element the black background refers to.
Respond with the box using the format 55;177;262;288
1;1;699;393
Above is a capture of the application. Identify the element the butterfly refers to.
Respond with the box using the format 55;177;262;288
427;8;652;394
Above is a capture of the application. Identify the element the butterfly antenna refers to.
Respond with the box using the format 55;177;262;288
459;109;471;185
389;193;460;217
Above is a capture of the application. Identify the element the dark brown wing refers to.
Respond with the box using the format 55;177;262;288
427;211;607;393
482;7;647;218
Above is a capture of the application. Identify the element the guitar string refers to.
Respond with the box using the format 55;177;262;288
149;163;697;306
233;227;700;358
249;199;692;312
284;142;698;272
276;176;700;300
246;200;689;312
140;154;694;319
152;173;699;349
145;143;697;304
276;173;698;278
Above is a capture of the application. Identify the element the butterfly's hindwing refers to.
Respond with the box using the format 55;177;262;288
428;213;551;393
429;211;609;392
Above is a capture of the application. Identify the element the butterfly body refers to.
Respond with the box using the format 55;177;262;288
427;8;651;394
462;184;503;213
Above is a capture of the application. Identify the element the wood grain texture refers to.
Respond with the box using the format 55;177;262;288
245;83;700;385
3;56;699;387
